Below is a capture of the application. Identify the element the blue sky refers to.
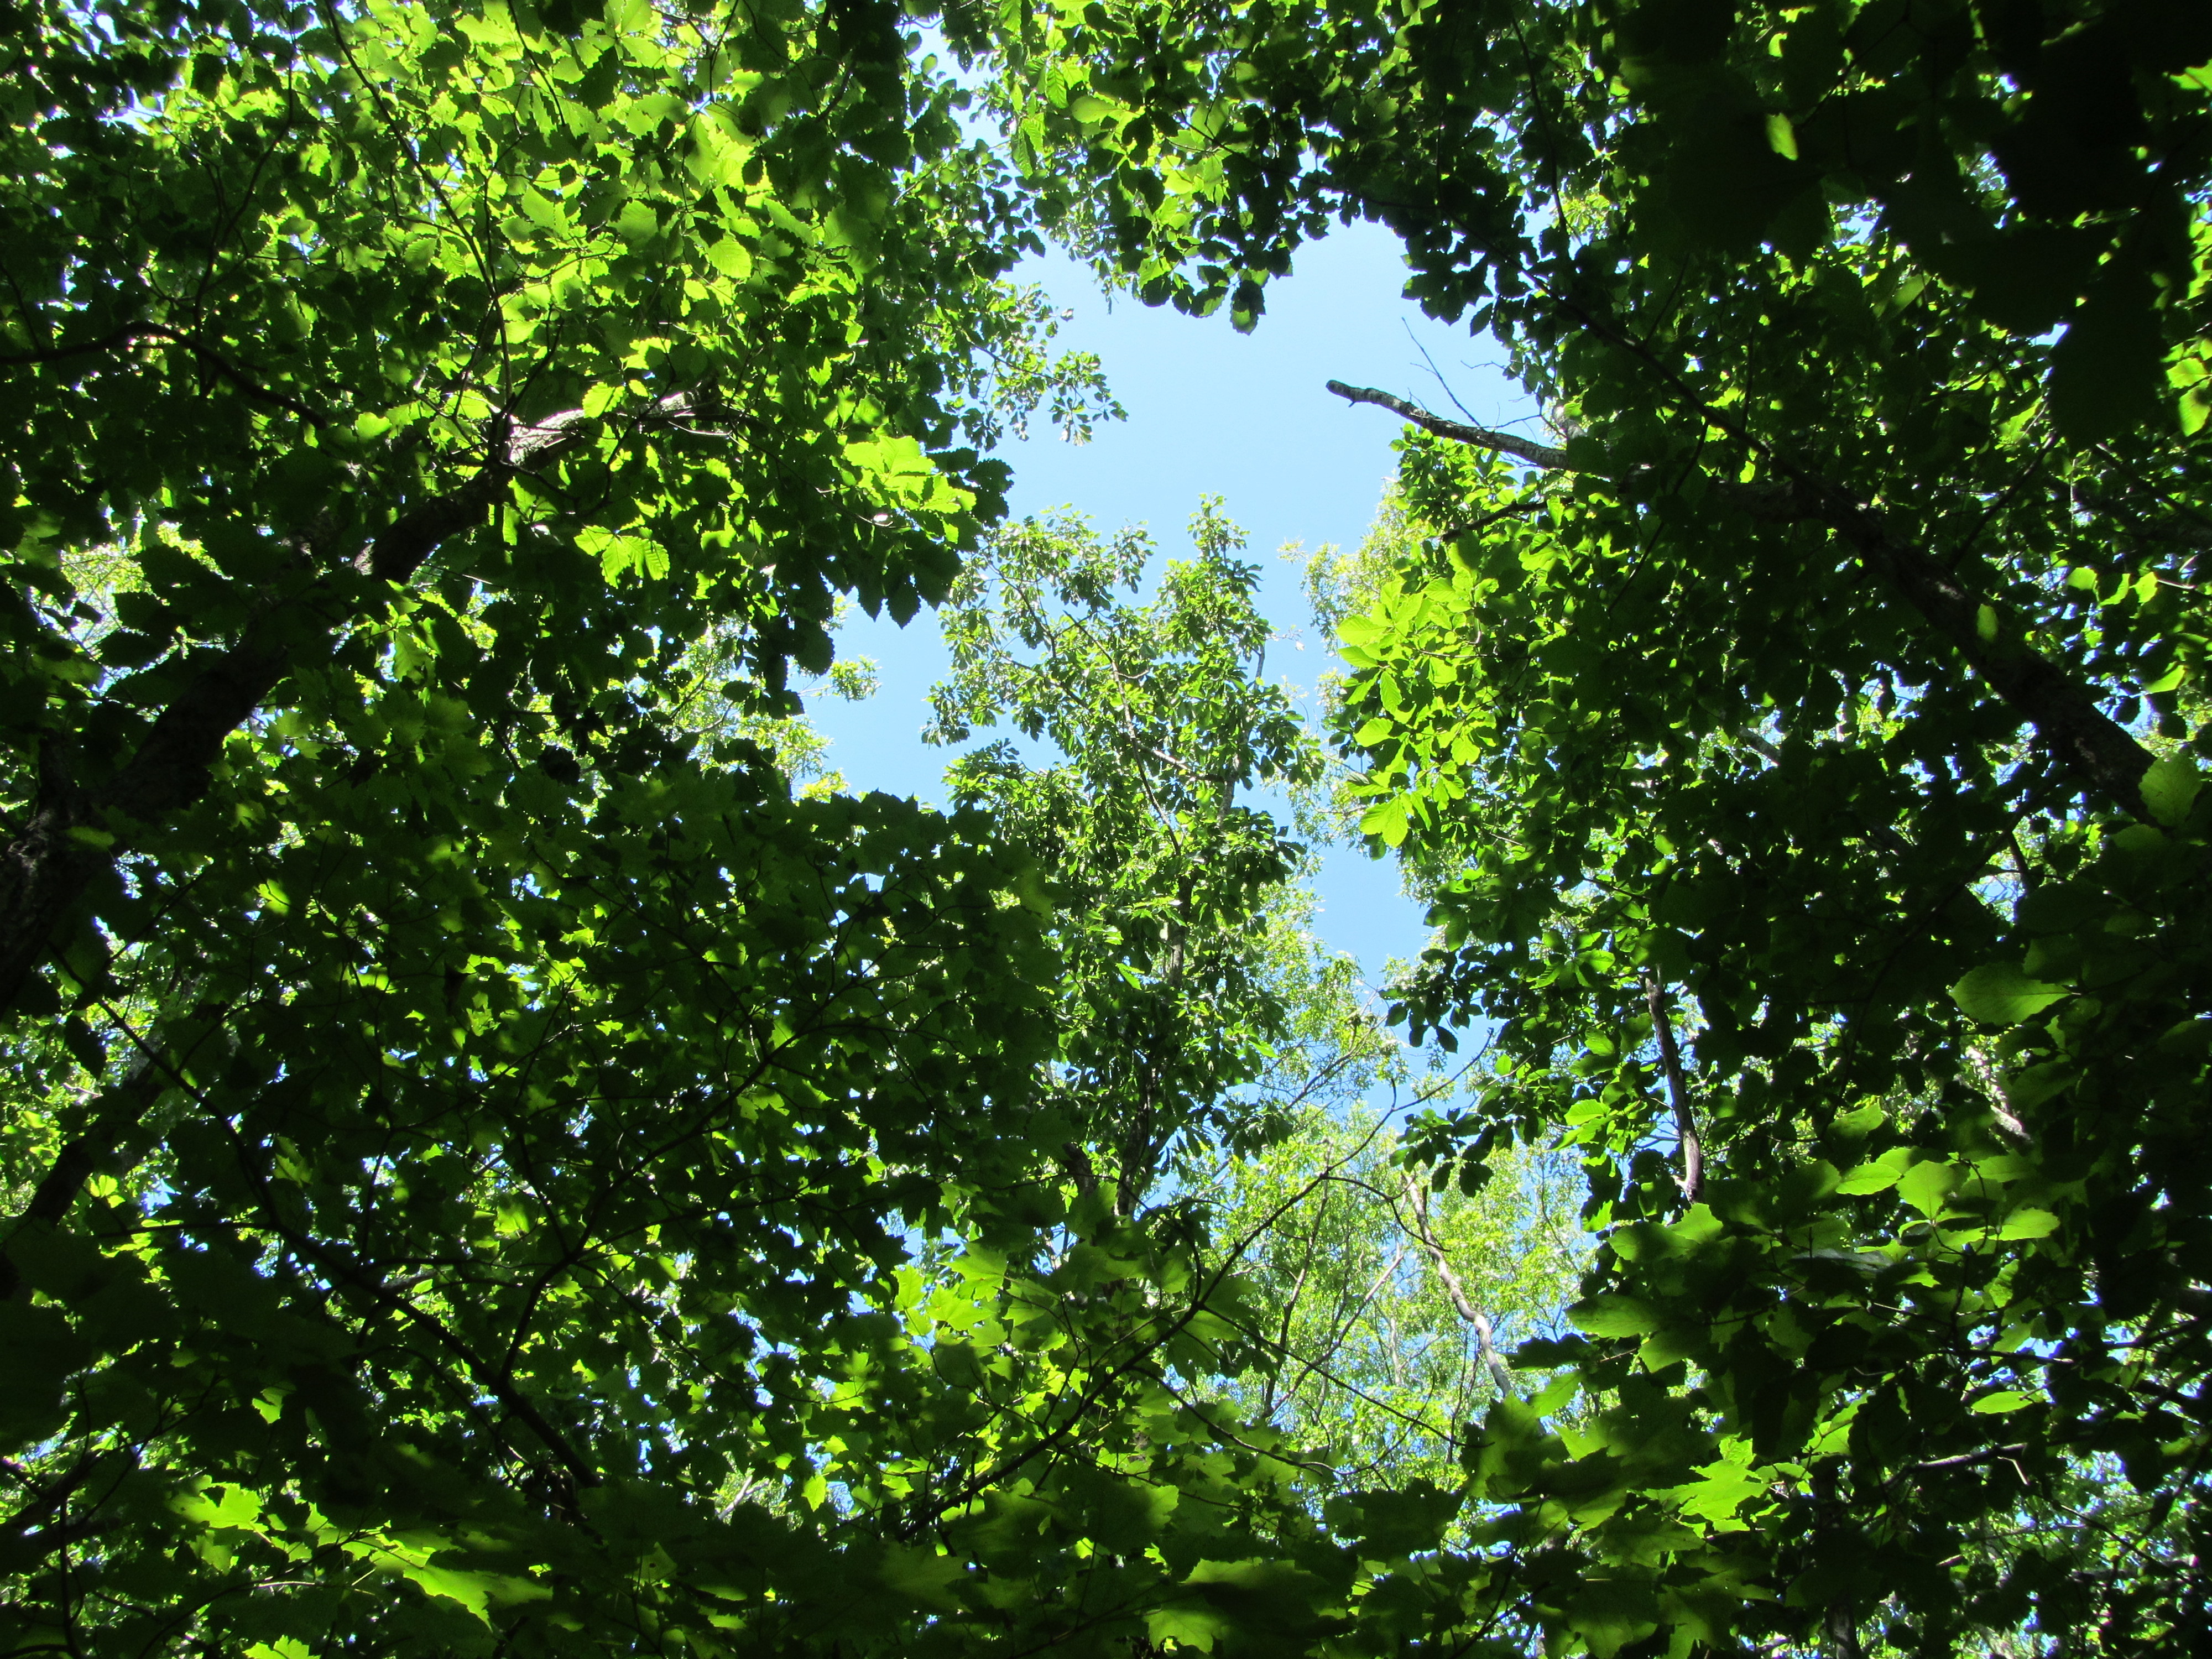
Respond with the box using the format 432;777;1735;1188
809;220;1535;984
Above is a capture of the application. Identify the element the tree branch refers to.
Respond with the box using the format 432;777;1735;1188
1642;972;1704;1203
1810;491;2153;812
0;392;696;1015
1329;377;2158;816
0;1450;128;1569
222;1121;602;1489
1401;1172;1515;1392
1;1047;176;1301
1907;1442;2029;1475
0;322;332;426
1326;380;1569;469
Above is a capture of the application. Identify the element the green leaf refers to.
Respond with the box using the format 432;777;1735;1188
615;200;659;248
705;234;754;281
1835;1161;1902;1195
1895;1160;1958;1218
2049;252;2166;443
1834;1101;1885;1134
362;1547;551;1621
1146;1601;1231;1652
1564;1575;1661;1659
1359;796;1412;847
1568;1294;1663;1338
1950;964;2066;1025
1667;1458;1768;1525
877;1545;970;1611
2141;755;2203;828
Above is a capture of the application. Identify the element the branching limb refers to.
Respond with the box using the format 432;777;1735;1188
220;1119;602;1489
0;392;700;1014
0;984;216;1301
0;1450;130;1569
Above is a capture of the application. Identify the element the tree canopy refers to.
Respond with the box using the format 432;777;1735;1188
1;0;1088;1647
7;0;2212;1656
968;0;2212;1648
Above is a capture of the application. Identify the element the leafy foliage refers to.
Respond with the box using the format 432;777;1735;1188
24;0;2212;1652
0;0;1138;1650
1195;1094;1589;1497
972;0;2212;1651
2;1;1515;1622
930;502;1323;1211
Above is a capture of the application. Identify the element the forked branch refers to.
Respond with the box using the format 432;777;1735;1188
1327;380;1569;469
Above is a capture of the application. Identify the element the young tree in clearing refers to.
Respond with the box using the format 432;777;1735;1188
889;502;1601;1655
927;502;1324;1213
972;0;2212;1651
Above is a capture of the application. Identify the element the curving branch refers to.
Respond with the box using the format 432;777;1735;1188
1906;1443;2030;1475
0;1450;128;1570
1329;377;2158;817
0;392;698;1015
1326;380;1569;469
1401;1172;1516;1393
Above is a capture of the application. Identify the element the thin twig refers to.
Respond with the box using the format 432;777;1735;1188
0;322;331;426
1907;1443;2030;1475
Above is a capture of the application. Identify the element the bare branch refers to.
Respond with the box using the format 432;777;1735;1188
1908;1443;2030;1475
1326;380;1569;469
